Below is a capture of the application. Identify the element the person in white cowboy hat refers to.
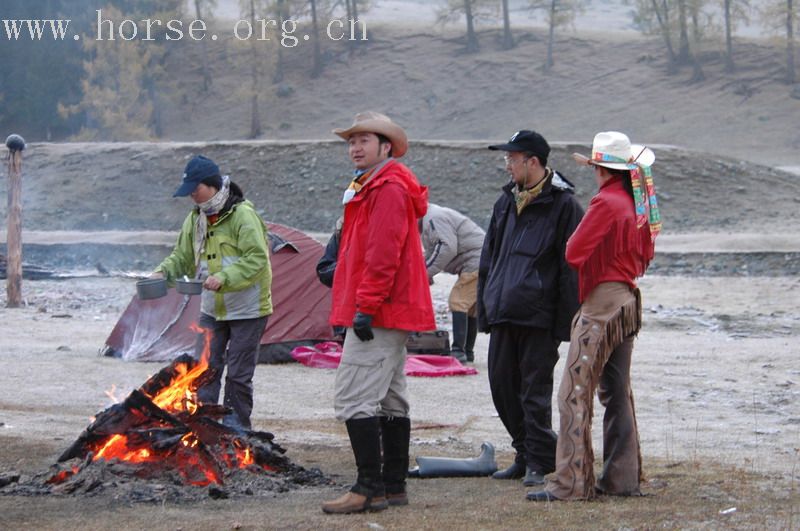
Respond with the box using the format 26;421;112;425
527;131;661;502
478;130;584;489
321;111;435;514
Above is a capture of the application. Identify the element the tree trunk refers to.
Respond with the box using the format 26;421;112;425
544;0;556;70
501;0;514;50
788;0;796;83
249;0;261;138
677;0;690;63
147;76;164;138
651;0;677;69
274;0;286;83
194;0;212;91
464;0;479;53
310;0;323;77
5;148;23;308
724;0;734;72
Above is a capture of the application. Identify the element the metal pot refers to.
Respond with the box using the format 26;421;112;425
136;278;167;300
176;279;204;295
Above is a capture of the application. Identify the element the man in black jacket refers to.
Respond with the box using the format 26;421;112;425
478;130;583;488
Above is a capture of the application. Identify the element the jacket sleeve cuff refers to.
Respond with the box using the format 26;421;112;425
355;302;379;316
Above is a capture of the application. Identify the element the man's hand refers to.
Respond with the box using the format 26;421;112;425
352;312;374;341
150;271;165;280
203;276;223;291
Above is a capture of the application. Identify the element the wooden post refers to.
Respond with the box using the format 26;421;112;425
5;134;25;308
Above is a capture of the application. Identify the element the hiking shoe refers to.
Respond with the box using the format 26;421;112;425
321;491;388;514
386;492;409;506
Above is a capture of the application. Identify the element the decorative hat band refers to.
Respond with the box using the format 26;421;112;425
592;151;637;167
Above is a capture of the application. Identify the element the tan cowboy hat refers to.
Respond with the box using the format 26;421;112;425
333;111;409;158
572;131;655;170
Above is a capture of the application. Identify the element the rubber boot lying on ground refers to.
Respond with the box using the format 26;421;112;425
322;417;388;514
450;311;469;363
408;442;498;478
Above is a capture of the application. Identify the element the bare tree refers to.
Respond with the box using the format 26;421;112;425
501;0;515;49
528;0;585;70
677;0;691;61
760;0;797;83
790;0;797;82
273;0;289;82
309;0;324;76
631;0;704;77
437;0;497;54
239;0;265;137
722;0;750;72
194;0;217;91
643;0;678;65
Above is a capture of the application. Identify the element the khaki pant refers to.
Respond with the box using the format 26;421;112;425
546;283;643;500
334;327;410;421
449;270;478;316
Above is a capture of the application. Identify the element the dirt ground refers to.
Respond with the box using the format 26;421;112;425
1;270;798;529
3;6;800;527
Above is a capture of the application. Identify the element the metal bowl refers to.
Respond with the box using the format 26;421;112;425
176;279;204;295
136;278;167;300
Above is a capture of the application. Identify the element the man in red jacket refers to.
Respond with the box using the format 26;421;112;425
322;111;436;514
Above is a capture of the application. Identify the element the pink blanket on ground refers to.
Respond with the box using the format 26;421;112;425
290;342;478;377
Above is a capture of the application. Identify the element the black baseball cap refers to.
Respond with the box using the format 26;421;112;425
488;130;550;161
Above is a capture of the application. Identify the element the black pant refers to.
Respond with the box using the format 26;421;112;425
487;324;559;473
195;313;269;429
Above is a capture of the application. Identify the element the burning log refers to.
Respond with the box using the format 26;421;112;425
48;350;305;493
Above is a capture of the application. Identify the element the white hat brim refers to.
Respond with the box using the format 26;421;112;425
572;144;655;169
630;144;655;167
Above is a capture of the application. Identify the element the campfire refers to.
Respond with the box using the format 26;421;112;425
35;330;328;499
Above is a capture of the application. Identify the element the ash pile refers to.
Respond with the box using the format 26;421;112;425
0;354;331;503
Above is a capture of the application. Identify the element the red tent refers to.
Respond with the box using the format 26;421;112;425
103;223;335;363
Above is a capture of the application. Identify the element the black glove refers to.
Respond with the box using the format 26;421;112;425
352;312;374;342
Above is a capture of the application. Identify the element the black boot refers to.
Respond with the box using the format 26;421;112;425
322;417;387;514
465;316;478;362
381;416;410;506
450;312;468;363
492;458;526;480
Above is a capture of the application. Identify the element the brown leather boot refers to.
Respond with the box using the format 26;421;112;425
386;492;409;506
322;491;388;514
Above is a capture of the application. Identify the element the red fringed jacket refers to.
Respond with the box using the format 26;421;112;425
565;177;655;302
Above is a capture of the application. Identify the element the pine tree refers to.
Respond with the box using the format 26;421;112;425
60;1;183;140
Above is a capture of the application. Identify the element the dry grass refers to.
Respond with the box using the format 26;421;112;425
1;439;798;530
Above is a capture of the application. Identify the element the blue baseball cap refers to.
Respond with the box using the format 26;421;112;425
174;155;220;197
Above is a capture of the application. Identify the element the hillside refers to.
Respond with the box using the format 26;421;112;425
138;24;800;169
2;140;798;236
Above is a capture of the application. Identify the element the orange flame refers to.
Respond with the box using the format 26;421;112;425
149;323;210;412
82;323;267;486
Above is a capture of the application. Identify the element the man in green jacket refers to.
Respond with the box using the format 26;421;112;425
153;155;273;430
